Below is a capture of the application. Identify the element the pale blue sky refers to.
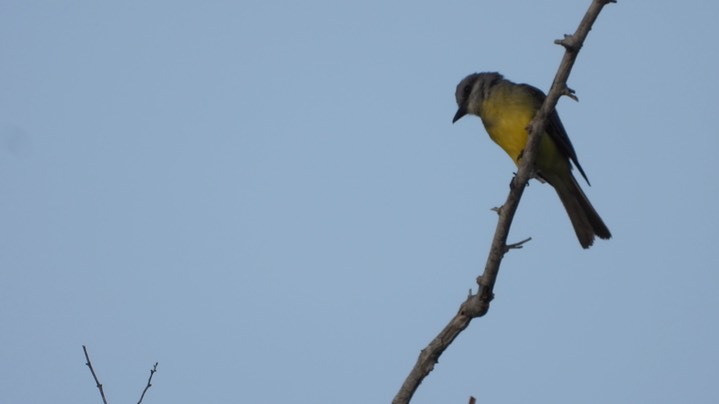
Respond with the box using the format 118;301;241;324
1;1;718;403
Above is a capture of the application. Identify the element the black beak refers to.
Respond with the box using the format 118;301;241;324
452;106;467;123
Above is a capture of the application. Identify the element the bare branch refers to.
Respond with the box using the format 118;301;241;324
137;362;159;404
505;237;532;252
391;1;615;403
82;345;158;404
562;86;579;102
83;345;109;404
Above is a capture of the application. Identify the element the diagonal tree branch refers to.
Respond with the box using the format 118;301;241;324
137;362;159;404
392;1;616;403
83;345;109;404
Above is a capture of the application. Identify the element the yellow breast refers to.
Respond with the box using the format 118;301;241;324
479;94;536;164
476;81;569;177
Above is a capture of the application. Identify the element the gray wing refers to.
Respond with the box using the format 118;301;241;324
520;83;591;185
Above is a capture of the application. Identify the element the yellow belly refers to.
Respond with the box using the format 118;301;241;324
479;88;565;174
481;101;533;163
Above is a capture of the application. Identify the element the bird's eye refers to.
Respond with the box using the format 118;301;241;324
463;85;472;97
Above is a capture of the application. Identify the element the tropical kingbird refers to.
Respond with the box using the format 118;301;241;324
452;72;611;248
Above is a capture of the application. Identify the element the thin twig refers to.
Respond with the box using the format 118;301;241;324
83;345;109;404
137;362;159;404
505;237;532;252
391;1;615;403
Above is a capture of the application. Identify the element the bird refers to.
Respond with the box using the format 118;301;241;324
452;72;611;248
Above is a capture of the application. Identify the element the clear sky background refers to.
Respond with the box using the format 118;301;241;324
1;1;718;403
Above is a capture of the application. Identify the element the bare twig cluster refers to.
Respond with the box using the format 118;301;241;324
82;345;159;404
392;1;616;403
